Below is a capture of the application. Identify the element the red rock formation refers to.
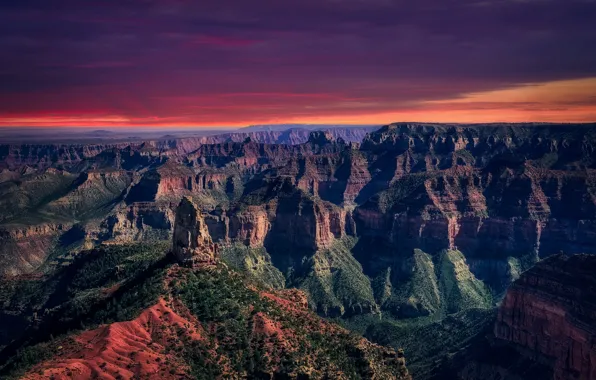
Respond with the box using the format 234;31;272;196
228;207;271;246
355;153;596;292
267;193;352;251
18;268;410;380
172;197;218;266
495;254;596;380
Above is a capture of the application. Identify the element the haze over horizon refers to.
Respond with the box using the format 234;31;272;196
2;0;596;127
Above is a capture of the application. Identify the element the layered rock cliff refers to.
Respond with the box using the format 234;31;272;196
354;123;596;295
495;254;596;380
5;123;596;307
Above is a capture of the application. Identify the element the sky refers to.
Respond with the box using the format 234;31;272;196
1;0;596;127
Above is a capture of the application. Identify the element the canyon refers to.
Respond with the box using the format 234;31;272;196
0;196;410;379
495;254;596;380
1;122;596;379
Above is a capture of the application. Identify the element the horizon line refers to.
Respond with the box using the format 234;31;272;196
1;120;596;129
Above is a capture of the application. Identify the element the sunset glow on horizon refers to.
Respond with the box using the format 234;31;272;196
1;1;595;128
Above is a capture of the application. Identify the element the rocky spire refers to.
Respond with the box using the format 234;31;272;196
172;197;217;266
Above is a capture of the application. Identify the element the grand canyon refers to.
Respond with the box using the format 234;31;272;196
3;0;596;376
1;123;595;379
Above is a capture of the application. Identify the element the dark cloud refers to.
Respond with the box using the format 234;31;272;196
1;0;595;125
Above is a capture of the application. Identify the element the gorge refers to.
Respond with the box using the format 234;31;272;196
1;123;596;379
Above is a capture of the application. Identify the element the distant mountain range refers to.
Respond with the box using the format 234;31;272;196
240;124;379;132
0;124;380;144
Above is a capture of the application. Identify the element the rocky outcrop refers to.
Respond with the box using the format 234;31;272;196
354;148;596;292
97;202;174;243
172;197;218;266
266;191;353;252
22;299;204;380
495;254;596;380
228;207;271;246
198;184;355;254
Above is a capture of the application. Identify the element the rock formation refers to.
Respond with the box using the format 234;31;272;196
172;197;218;266
96;202;174;243
495;254;596;380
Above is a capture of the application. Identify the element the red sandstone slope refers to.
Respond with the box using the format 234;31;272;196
19;268;410;380
22;298;204;380
495;254;596;380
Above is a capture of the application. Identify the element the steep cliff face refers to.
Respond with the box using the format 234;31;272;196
353;124;596;293
228;207;271;246
172;197;218;266
4;123;596;291
266;191;352;252
125;161;240;210
495;254;596;380
194;184;368;315
197;178;355;253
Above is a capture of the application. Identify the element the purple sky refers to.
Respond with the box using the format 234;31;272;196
1;0;596;126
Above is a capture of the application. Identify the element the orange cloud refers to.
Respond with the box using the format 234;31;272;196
1;78;595;127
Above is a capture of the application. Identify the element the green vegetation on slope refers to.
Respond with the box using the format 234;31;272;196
437;250;493;314
291;237;378;317
40;172;132;221
338;249;494;379
1;244;410;380
219;243;286;289
370;249;492;320
358;308;497;379
383;249;442;318
0;171;78;224
176;265;408;379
